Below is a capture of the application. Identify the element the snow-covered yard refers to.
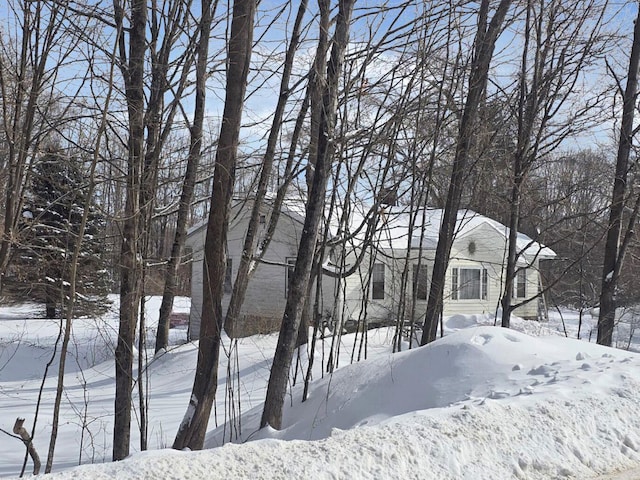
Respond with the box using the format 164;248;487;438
1;297;640;479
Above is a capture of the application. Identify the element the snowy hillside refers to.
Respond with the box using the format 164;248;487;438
2;298;640;479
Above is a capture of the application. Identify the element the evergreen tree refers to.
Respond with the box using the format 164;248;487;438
12;148;111;318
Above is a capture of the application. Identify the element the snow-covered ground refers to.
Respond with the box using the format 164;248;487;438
1;297;640;479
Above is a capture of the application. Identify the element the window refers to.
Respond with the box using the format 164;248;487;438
372;263;385;299
286;257;296;296
413;264;428;300
224;258;233;294
451;267;488;300
514;269;526;299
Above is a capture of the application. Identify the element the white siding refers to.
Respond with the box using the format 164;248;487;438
188;206;548;338
339;222;544;325
187;200;340;338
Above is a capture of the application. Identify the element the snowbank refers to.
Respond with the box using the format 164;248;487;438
6;325;639;479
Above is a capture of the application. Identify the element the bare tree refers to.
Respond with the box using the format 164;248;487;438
421;0;513;345
155;0;218;352
101;0;206;457
499;0;611;328
173;0;257;451
112;0;147;460
598;4;640;346
261;0;356;431
45;99;114;475
0;0;83;296
223;0;309;343
533;151;611;317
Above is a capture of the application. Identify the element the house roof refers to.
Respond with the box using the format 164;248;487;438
187;196;556;262
341;205;556;261
186;194;308;238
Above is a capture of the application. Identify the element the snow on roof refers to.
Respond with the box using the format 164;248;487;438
338;205;555;260
188;197;555;262
464;212;557;261
186;194;309;237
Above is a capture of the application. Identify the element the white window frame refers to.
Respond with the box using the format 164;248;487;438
451;267;488;300
514;268;527;299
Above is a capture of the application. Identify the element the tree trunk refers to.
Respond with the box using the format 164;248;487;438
156;0;216;353
113;0;147;461
421;0;512;345
14;418;40;475
260;0;356;431
501;178;522;328
224;0;308;338
500;0;610;328
45;98;108;470
598;5;640;346
173;0;256;451
501;0;533;329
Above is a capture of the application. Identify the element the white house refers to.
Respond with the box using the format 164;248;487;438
185;196;339;339
337;206;556;327
186;200;555;339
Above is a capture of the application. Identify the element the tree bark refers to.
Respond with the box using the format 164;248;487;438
14;418;40;475
421;0;512;345
113;0;147;461
156;0;217;353
598;5;640;346
173;0;256;451
224;0;308;339
260;0;356;431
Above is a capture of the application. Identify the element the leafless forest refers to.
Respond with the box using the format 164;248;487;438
1;0;639;467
